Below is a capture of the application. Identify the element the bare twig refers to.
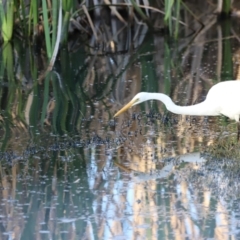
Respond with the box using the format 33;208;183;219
82;4;98;40
104;0;127;25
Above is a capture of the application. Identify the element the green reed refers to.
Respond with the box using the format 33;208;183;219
1;43;17;150
61;0;75;43
222;0;231;15
0;1;235;55
0;0;14;42
164;0;181;38
42;0;53;58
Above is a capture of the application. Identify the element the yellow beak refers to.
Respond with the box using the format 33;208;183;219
114;98;138;117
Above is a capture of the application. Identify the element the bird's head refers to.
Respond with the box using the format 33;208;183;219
114;92;148;117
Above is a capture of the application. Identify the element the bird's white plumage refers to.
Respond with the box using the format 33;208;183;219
206;81;240;121
114;80;240;122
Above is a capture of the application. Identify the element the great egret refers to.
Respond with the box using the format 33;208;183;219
114;80;240;122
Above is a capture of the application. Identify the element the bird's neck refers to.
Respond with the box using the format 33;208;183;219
150;93;217;116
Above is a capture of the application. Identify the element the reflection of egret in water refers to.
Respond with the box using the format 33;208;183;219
129;152;206;182
114;80;240;139
91;148;240;239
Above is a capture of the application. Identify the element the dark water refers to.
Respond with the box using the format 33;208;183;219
1;17;240;240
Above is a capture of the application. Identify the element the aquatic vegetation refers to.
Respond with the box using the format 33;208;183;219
0;1;236;50
0;0;14;42
206;132;240;160
0;1;239;239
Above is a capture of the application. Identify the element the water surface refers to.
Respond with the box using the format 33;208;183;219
1;18;240;240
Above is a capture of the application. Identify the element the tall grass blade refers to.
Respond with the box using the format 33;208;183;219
52;0;58;47
2;43;14;80
29;0;39;36
130;0;148;22
63;0;72;11
61;0;74;43
19;0;28;37
48;0;62;70
42;0;52;58
174;0;180;39
222;0;231;15
1;43;15;150
0;0;14;42
61;11;70;44
164;0;174;23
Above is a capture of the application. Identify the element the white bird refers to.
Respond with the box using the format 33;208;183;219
114;80;240;122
